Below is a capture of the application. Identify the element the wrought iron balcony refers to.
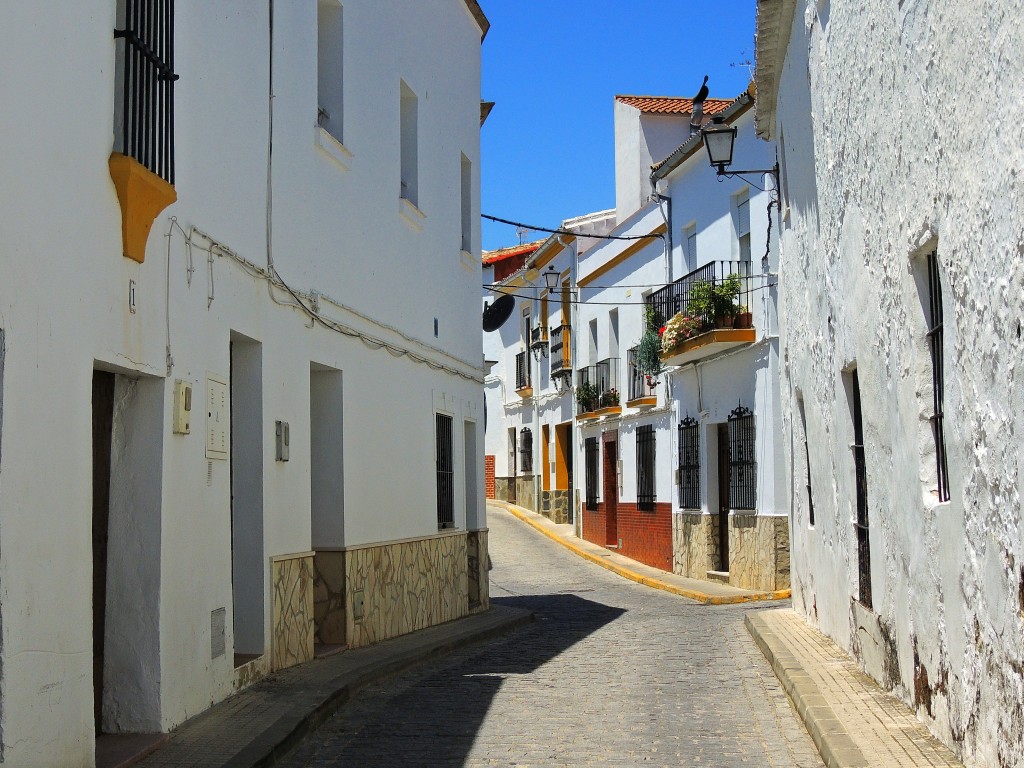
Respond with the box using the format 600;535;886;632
576;358;620;416
627;346;657;404
646;260;758;366
550;324;572;375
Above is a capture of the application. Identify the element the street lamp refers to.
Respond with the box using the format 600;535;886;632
702;116;780;209
542;265;560;292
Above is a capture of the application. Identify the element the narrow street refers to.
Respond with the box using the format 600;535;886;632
282;507;824;767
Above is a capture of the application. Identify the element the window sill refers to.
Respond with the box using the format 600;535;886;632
399;196;426;231
315;126;352;171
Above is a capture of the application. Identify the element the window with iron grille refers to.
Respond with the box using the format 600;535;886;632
585;437;599;510
797;397;815;526
736;192;751;262
849;368;871;608
925;251;950;502
636;425;656;510
435;414;454;529
519;428;533;474
677;417;700;509
515;351;530;390
114;0;179;184
727;404;756;510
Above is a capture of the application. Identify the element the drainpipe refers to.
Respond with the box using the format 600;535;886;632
560;235;580;535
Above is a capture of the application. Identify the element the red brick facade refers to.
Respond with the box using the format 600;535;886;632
583;502;673;572
484;455;496;499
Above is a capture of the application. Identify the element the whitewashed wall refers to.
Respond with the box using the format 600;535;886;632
768;2;1024;766
0;0;484;763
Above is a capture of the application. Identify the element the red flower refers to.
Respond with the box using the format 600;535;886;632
657;326;666;336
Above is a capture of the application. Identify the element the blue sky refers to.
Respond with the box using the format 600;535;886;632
480;1;757;251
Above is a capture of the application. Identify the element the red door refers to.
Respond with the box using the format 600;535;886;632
602;433;618;547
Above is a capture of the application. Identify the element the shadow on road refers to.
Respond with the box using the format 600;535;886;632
293;593;625;767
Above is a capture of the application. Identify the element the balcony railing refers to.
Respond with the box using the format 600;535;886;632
646;260;755;330
627;346;656;402
576;357;620;415
515;351;531;391
550;324;572;375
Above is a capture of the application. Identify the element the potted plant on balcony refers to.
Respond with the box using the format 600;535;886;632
575;381;598;414
635;304;664;386
661;312;701;353
686;280;714;329
735;304;753;329
600;388;620;408
712;274;742;328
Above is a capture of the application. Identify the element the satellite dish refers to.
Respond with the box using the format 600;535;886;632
482;294;515;332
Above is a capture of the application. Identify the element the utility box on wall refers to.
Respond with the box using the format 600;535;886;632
173;380;192;434
206;374;229;460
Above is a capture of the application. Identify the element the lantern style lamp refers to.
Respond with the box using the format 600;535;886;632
542;265;560;291
701;116;780;210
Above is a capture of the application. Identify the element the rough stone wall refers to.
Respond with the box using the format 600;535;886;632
673;512;789;590
493;477;513;502
515;475;536;512
313;551;346;645
772;2;1024;765
540;489;570;524
270;554;314;671
345;532;468;649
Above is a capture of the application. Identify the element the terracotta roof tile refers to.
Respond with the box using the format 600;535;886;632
482;239;545;266
614;95;733;115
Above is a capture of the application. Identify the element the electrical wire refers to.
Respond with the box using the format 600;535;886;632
484;281;778;307
483;213;665;243
166;221;484;382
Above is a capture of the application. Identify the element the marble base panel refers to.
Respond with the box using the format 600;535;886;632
540;489;571;524
270;553;315;671
466;529;490;613
673;513;790;591
515;476;536;511
493;477;514;502
313;550;346;645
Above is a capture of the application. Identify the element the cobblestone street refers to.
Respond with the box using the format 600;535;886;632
282;507;824;767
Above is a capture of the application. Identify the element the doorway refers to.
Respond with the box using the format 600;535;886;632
602;431;618;547
92;371;115;734
716;423;730;572
507;427;517;503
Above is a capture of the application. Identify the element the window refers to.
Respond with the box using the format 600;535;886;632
796;395;815;526
400;81;418;205
435;414;454;529
924;251;950;502
460;154;472;252
519;428;533;474
608;309;619;360
514;351;530;391
114;0;179;183
736;191;751;263
727;404;756;510
585;437;599;510
317;0;344;141
636;425;655;510
684;224;697;267
678;416;700;509
848;368;871;608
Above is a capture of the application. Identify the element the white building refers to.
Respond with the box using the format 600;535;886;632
755;1;1024;765
486;91;788;590
0;1;489;764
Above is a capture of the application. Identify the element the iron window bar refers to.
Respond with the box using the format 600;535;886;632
727;404;757;511
519;428;533;474
114;0;179;184
678;416;701;509
584;437;599;510
925;251;950;502
435;414;455;530
636;425;656;510
514;351;531;390
850;369;872;608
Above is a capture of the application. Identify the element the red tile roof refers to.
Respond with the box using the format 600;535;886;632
615;95;733;115
482;240;545;266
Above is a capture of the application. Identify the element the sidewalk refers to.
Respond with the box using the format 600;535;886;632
747;609;964;768
490;500;791;604
126;605;532;768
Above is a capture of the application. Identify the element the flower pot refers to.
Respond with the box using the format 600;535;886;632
715;315;735;329
736;312;753;329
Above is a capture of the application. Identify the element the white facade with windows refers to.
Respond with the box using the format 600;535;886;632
756;1;1024;765
0;1;488;763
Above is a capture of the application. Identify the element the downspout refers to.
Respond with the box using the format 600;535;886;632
561;235;580;534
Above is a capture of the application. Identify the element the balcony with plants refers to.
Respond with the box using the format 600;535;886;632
646;260;757;366
575;358;620;419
